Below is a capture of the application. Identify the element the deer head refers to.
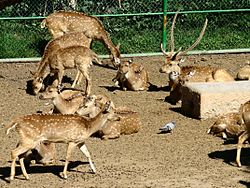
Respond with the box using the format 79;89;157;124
159;11;208;74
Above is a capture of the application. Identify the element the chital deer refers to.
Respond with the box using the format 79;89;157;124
236;100;250;167
112;60;149;91
32;45;101;96
77;95;141;139
41;11;121;67
159;12;234;87
39;86;85;114
6;100;118;180
236;62;250;80
31;32;92;95
207;113;245;140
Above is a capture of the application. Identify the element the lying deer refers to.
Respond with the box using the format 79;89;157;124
112;60;149;91
31;32;92;95
41;11;121;67
78;94;141;139
207;113;245;140
32;45;101;96
159;12;234;87
236;62;250;80
236;100;250;167
39;86;85;114
6;100;118;180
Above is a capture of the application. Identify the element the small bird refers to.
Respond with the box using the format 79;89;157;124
159;121;176;133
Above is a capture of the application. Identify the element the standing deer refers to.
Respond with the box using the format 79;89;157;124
41;11;121;67
32;45;101;96
236;100;250;167
159;12;234;86
112;60;150;91
6;100;118;180
31;32;92;95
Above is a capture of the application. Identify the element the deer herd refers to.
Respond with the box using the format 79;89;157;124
3;10;250;181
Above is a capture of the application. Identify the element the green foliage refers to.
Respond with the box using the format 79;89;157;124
0;1;249;58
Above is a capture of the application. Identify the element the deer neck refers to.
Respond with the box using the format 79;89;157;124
86;112;110;136
101;34;120;59
53;95;72;113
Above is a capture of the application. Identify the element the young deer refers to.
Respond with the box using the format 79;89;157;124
112;60;149;91
6;100;117;180
31;32;92;95
78;95;141;139
236;100;250;167
39;86;85;114
41;11;121;67
32;45;101;96
159;12;234;86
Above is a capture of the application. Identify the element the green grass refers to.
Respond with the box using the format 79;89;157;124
0;13;249;59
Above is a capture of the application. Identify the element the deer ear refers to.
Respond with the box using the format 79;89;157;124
135;65;144;73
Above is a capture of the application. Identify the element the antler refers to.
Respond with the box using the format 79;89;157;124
170;11;179;56
161;11;179;57
178;18;208;56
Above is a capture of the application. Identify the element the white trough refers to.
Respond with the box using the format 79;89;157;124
181;81;250;119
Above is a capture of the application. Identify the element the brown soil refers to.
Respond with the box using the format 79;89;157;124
0;53;250;188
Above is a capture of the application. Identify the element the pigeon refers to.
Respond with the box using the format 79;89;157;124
159;121;176;133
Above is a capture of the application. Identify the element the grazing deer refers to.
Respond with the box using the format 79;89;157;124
41;11;121;67
236;100;250;167
31;32;92;95
159;12;234;87
207;113;245;140
39;86;85;114
6;100;118;180
32;45;101;96
236;62;250;80
112;60;149;91
77;95;141;139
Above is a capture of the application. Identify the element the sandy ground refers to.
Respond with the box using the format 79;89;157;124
0;53;250;188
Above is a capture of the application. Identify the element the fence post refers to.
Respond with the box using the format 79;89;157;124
162;0;168;51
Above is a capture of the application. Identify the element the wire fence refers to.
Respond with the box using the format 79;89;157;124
0;0;249;60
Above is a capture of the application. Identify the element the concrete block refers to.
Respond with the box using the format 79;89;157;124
181;81;250;119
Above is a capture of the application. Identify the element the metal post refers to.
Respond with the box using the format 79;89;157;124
162;0;168;51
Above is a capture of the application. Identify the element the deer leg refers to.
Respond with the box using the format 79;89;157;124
72;70;81;88
236;131;249;167
62;142;76;179
79;69;91;96
10;145;32;180
79;144;96;174
57;69;65;90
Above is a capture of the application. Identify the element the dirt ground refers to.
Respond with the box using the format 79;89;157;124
0;53;250;188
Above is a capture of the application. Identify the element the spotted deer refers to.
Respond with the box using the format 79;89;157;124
32;45;102;96
41;11;121;67
113;60;149;91
6;100;118;180
31;32;92;95
39;86;85;114
159;12;234;87
236;62;250;80
207;112;245;140
236;100;250;167
78;95;141;139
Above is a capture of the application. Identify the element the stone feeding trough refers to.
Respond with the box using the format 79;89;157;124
181;81;250;119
